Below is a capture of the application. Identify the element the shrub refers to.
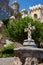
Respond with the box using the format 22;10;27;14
0;53;3;58
2;44;15;54
2;18;9;27
2;54;14;57
3;17;43;46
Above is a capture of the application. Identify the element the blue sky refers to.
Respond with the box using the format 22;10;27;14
9;0;43;11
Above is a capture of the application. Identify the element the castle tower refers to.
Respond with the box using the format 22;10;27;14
11;0;19;14
21;9;28;15
28;4;43;23
21;9;28;18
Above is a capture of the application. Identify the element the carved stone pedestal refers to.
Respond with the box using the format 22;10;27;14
23;39;37;47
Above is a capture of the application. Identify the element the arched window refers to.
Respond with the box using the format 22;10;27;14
34;14;37;19
31;61;34;65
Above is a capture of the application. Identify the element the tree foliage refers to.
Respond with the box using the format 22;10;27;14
3;17;43;45
0;44;15;57
2;18;9;27
2;44;15;54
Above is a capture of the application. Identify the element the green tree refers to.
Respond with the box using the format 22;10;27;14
3;17;43;46
0;44;15;57
2;18;9;27
2;44;15;54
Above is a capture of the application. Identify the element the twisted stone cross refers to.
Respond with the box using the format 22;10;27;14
24;23;35;40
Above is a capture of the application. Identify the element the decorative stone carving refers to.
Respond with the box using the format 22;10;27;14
14;57;22;65
31;58;38;65
23;23;36;47
24;57;38;65
24;23;35;40
24;57;32;65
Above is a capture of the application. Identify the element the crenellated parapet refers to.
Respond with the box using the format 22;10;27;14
29;4;43;11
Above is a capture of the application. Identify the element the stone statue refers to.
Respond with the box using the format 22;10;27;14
14;57;22;65
25;23;35;40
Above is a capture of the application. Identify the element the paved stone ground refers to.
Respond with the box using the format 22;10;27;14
0;57;14;65
0;57;22;65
